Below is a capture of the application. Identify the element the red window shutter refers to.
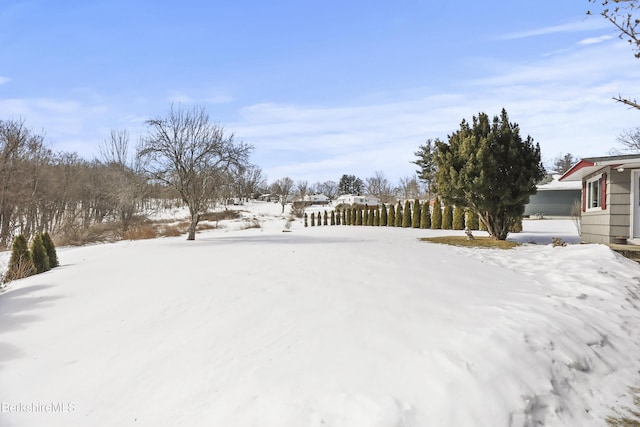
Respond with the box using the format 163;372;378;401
601;172;607;210
582;182;586;212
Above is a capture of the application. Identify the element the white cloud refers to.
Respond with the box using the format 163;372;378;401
497;19;610;41
578;34;614;45
167;90;233;105
233;39;640;183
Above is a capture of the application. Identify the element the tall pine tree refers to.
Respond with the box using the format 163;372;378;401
434;109;545;239
388;204;396;227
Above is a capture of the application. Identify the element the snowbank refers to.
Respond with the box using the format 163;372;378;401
0;204;639;426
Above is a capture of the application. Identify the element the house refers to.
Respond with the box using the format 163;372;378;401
523;174;581;218
559;154;640;244
303;193;330;205
334;194;379;207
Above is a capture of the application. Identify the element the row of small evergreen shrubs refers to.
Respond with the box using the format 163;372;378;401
4;232;59;283
303;199;522;232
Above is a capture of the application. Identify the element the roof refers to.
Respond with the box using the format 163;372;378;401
537;174;581;191
559;154;640;182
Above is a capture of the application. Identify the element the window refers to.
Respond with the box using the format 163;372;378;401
586;173;606;210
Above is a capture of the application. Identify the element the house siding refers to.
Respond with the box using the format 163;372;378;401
579;167;633;243
581;167;612;243
610;169;631;239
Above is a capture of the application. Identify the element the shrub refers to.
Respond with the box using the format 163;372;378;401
402;200;412;228
388;204;395;226
412;200;421;228
311;212;316;226
442;204;453;230
341;208;347;225
123;225;158;240
381;204;388;226
331;210;336;225
304;213;308;227
395;202;403;227
453;206;465;230
421;202;431;229
432;197;442;229
41;232;59;268
6;235;35;282
323;210;328;226
363;205;369;225
31;234;50;274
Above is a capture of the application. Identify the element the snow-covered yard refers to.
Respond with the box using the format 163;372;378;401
1;202;639;426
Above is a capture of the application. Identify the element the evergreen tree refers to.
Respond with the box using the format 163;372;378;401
434;109;545;239
323;210;328;226
431;197;442;229
356;208;363;225
412;200;421;228
402;200;412;228
346;207;352;225
31;234;50;274
395;201;403;227
341;208;346;225
304;213;308;227
420;202;431;229
6;235;35;281
388;204;396;227
331;210;336;225
363;205;369;225
374;208;380;226
453;206;465;230
380;205;388;226
442;204;453;229
311;212;316;226
466;210;480;230
338;174;364;195
41;232;59;268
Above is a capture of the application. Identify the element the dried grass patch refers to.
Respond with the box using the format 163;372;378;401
420;236;520;249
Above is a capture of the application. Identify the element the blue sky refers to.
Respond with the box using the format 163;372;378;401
1;1;639;183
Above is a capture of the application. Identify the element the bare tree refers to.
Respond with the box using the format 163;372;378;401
366;171;393;204
616;127;640;152
100;129;149;232
396;176;422;201
588;0;640;109
234;164;266;200
137;105;252;240
296;180;309;200
317;180;338;200
271;177;294;213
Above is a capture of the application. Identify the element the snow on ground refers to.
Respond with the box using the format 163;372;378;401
1;202;640;426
